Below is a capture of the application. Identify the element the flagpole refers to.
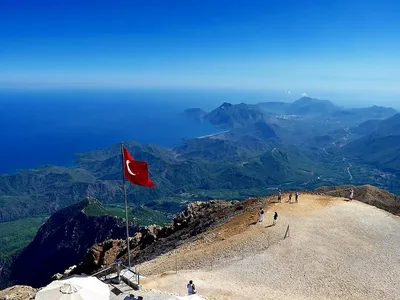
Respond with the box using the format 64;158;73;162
121;143;131;268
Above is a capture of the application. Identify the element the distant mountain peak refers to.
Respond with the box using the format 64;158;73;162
219;102;233;109
297;96;314;102
204;102;269;130
289;97;339;115
295;96;328;104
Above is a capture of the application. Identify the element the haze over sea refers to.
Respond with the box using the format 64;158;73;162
0;88;284;174
1;87;399;174
0;89;209;173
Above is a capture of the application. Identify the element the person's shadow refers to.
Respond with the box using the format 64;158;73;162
248;221;258;226
265;224;274;228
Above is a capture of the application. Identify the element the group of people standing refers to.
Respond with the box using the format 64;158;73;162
187;189;354;297
258;207;278;225
278;190;299;203
258;191;300;225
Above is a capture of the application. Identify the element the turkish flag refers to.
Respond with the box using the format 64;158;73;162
122;146;155;187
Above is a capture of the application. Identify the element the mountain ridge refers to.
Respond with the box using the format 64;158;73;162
9;197;138;288
343;113;400;173
253;97;397;120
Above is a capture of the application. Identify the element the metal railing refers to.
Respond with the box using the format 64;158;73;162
91;260;140;288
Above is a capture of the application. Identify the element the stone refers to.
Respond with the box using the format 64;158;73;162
0;285;36;300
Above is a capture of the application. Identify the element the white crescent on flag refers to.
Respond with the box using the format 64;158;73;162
126;160;136;176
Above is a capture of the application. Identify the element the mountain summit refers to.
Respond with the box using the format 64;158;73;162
204;102;268;129
69;186;400;299
287;97;340;115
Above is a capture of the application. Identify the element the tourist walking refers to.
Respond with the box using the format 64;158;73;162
187;280;196;295
278;191;282;203
259;207;264;222
295;192;299;203
288;192;292;203
273;212;278;225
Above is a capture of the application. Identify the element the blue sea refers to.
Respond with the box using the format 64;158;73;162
0;88;276;174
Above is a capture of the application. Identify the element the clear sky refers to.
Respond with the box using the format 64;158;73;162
1;0;400;103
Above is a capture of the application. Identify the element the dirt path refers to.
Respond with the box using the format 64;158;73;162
139;194;400;300
347;163;353;180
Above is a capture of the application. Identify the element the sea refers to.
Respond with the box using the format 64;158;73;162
0;88;277;174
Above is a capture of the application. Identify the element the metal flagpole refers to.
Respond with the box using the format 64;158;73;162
121;142;131;268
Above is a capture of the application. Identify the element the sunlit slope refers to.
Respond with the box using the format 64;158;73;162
139;194;400;300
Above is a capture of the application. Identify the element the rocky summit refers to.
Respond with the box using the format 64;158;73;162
1;185;399;299
70;199;241;276
50;185;400;281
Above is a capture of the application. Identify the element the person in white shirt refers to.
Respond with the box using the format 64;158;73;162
349;189;354;201
259;207;264;222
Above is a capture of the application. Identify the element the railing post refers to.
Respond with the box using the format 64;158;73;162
284;225;290;239
116;260;121;283
175;249;178;274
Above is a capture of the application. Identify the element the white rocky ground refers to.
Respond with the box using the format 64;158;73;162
137;195;400;300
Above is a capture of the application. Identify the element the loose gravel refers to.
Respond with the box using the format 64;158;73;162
139;195;400;300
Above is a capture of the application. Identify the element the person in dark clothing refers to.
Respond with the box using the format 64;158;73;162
295;192;299;203
273;212;278;225
187;280;196;295
288;193;292;203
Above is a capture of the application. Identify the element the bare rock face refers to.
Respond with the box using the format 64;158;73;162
71;200;236;275
10;198;138;288
0;285;36;300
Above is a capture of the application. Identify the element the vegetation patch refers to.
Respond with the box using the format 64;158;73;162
0;217;46;259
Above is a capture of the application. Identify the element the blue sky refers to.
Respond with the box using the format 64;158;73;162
1;0;400;103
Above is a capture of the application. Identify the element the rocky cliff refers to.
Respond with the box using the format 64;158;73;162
71;199;250;276
10;198;137;288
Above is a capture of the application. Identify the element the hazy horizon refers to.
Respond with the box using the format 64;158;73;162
1;87;399;110
1;0;400;104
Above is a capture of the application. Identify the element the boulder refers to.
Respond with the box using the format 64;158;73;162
0;285;36;300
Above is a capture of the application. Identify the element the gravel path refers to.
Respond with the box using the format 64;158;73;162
139;195;400;300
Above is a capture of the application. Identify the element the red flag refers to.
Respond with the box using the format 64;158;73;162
122;146;155;187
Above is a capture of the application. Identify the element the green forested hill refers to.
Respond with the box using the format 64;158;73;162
0;217;46;259
0;139;349;224
2;106;400;226
344;114;400;173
